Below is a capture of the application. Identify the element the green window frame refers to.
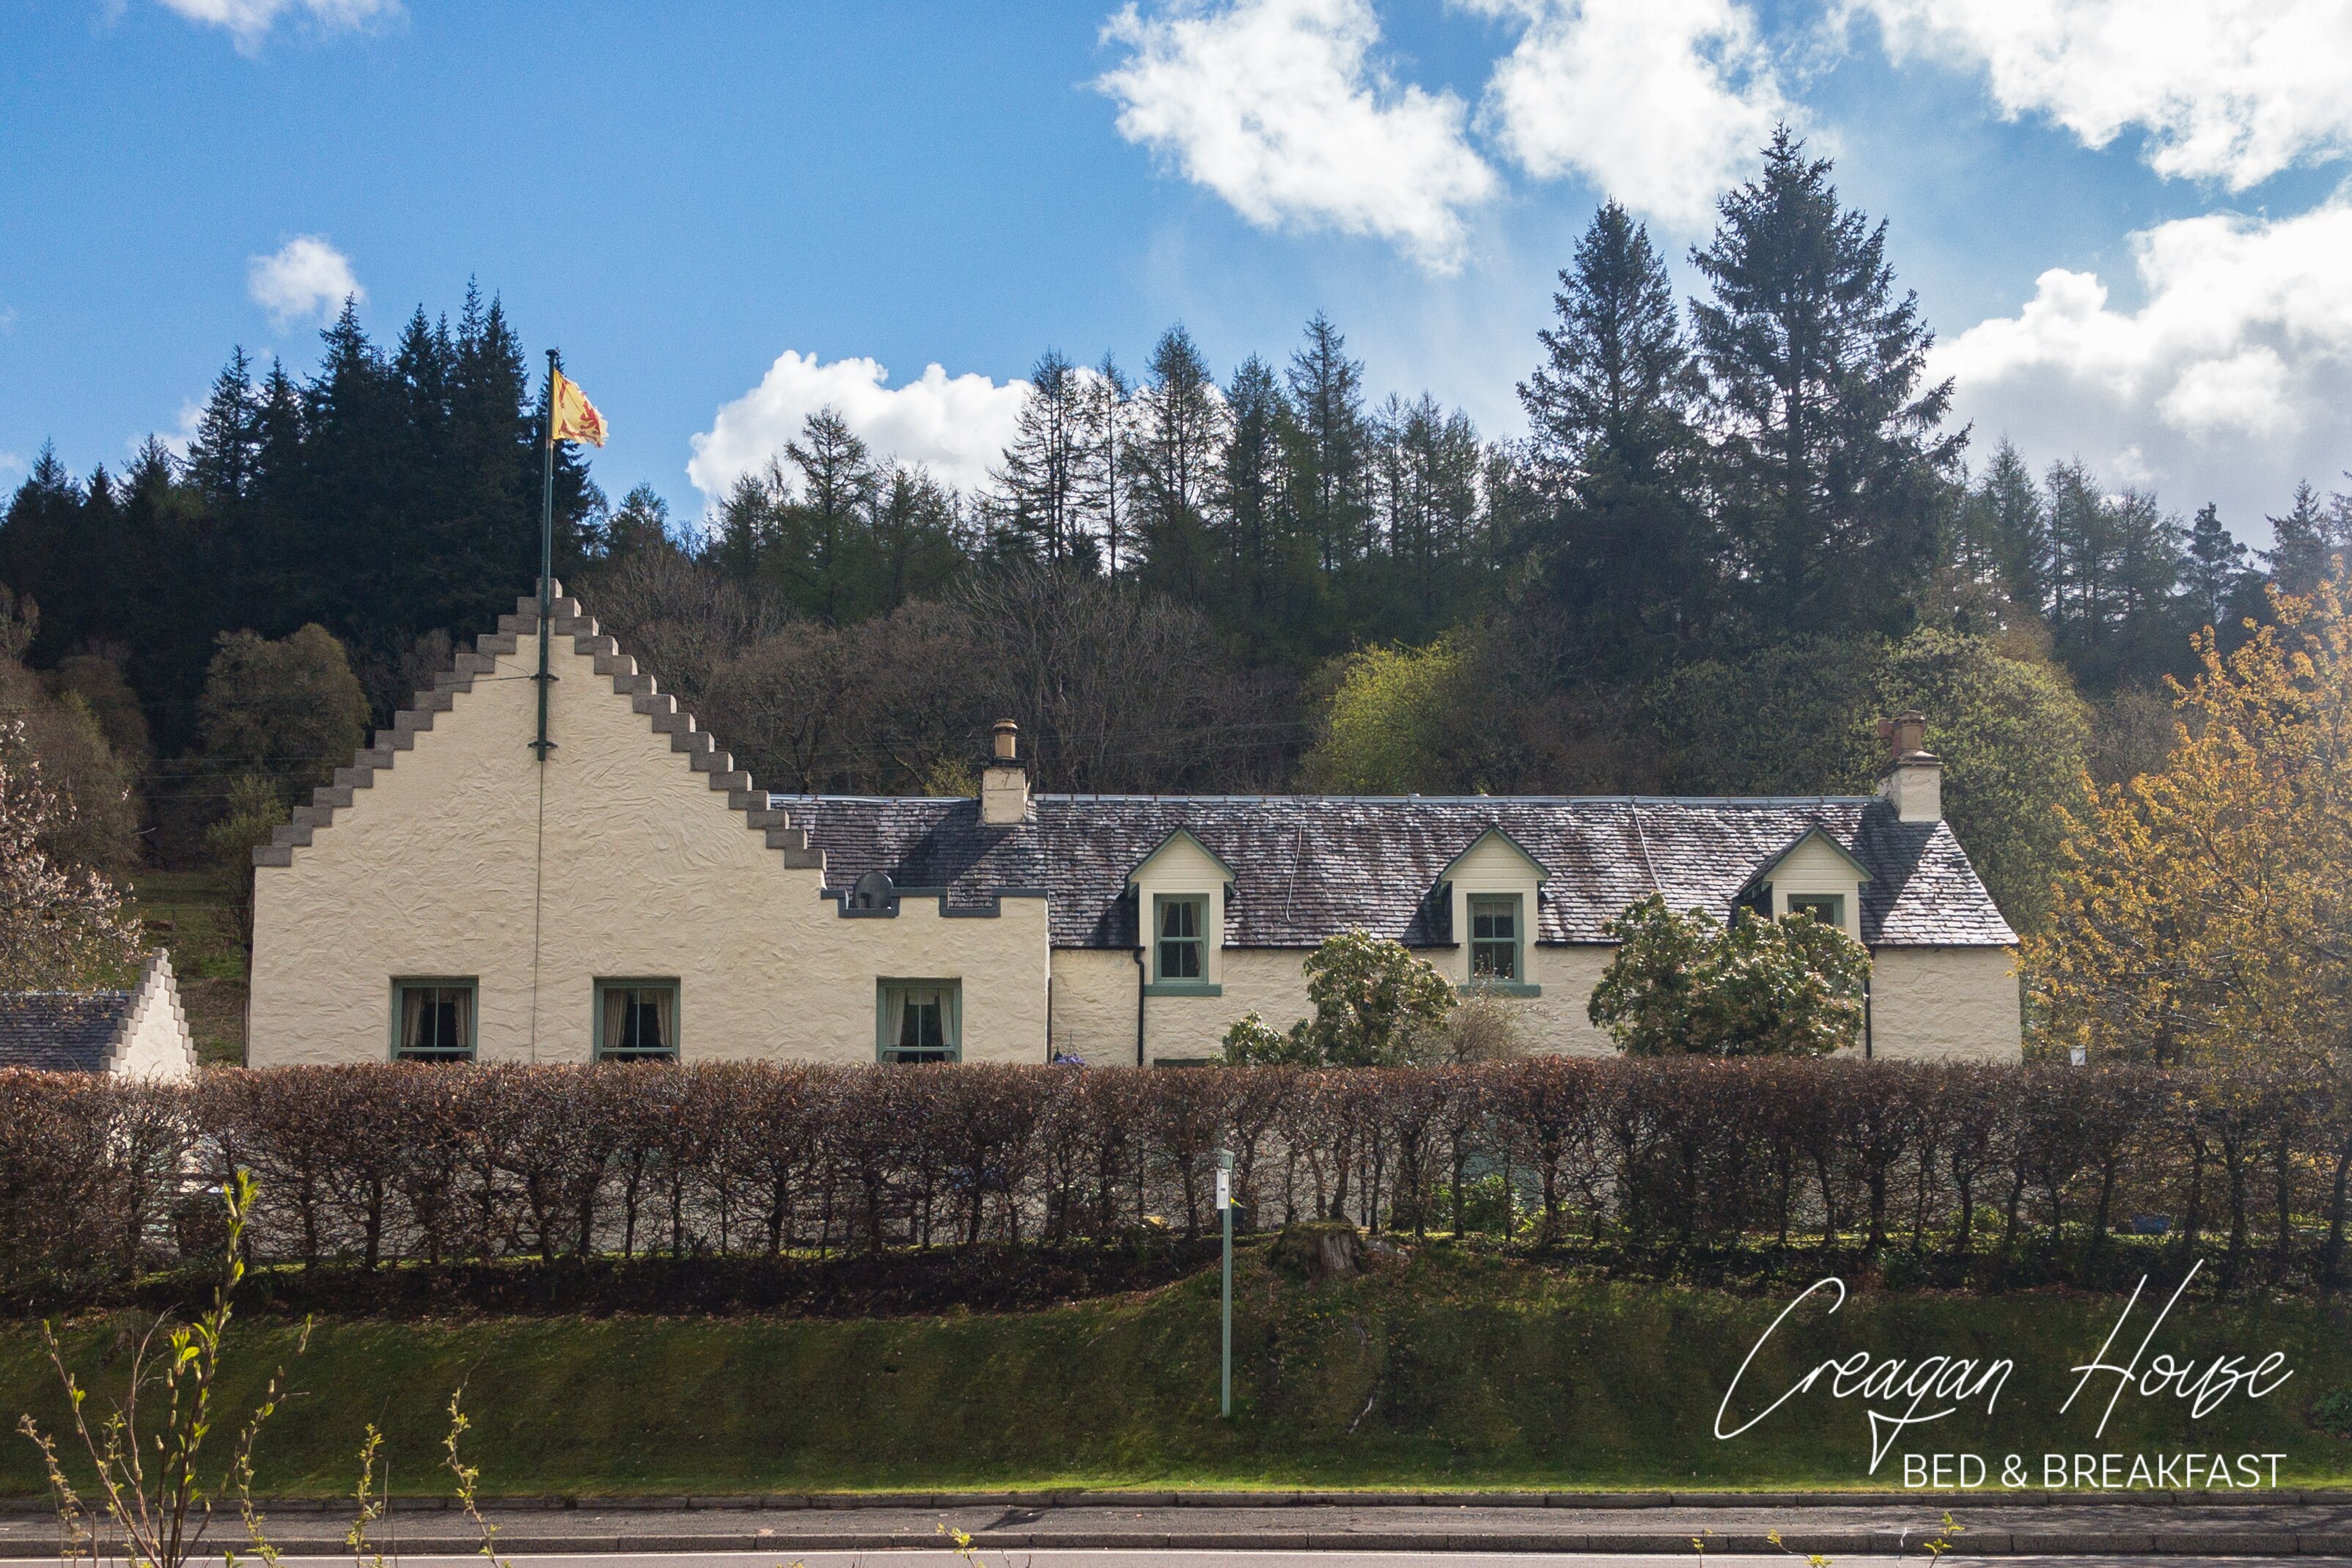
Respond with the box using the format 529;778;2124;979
1786;894;1845;927
391;979;476;1062
1153;894;1208;984
878;979;960;1064
594;979;680;1061
1468;894;1521;982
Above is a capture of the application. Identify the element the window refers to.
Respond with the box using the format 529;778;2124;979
595;979;678;1061
1787;894;1845;927
394;981;474;1062
879;980;960;1064
1469;894;1520;981
1155;895;1207;982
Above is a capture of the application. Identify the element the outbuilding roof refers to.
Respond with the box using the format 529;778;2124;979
0;990;141;1071
0;952;194;1076
776;793;2016;950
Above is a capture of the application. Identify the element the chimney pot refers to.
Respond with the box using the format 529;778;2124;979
981;719;1029;825
1876;710;1941;822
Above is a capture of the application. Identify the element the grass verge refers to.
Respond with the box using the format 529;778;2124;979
5;1246;2349;1496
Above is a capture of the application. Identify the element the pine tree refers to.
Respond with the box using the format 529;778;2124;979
870;463;966;611
1074;353;1133;576
184;348;262;506
994;350;1089;569
2185;502;2249;630
1132;325;1226;596
1519;202;1717;671
1284;312;1371;573
1212;355;1312;658
1964;440;2049;620
2265;481;2334;597
777;408;877;623
1689;128;1961;638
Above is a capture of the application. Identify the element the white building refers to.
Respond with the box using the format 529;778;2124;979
248;588;2020;1067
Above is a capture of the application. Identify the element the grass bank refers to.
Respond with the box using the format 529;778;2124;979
6;1246;2350;1495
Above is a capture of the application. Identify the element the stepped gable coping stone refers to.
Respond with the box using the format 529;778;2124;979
251;581;820;877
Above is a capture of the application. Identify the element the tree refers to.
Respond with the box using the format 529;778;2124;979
1221;930;1455;1067
1874;631;2091;932
0;720;142;990
2029;580;2352;1066
1520;202;1717;671
1284;312;1372;574
994;350;1091;569
1958;439;2050;625
197;625;371;809
1588;895;1869;1056
1301;638;1471;792
776;408;877;623
1132;327;1225;594
598;482;680;565
1075;353;1135;576
1210;354;1312;659
1690;128;1961;639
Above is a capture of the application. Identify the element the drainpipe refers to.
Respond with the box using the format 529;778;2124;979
1133;946;1147;1067
1863;952;1875;1061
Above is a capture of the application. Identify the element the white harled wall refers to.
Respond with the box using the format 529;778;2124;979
249;628;1050;1066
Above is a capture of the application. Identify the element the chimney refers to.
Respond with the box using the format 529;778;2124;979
980;718;1030;825
1875;710;1941;823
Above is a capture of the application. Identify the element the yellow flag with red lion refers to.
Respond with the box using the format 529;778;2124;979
551;368;607;446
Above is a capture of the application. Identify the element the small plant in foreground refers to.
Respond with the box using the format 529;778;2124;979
18;1169;305;1568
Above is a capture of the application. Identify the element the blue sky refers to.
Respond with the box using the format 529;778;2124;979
5;0;2351;543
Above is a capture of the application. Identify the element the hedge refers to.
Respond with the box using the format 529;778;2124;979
4;1057;2351;1301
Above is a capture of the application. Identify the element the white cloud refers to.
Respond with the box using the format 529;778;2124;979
1936;195;2352;520
1471;0;1786;230
1096;0;1498;271
1859;0;2352;188
247;235;362;328
0;452;23;476
158;0;400;54
688;351;1032;506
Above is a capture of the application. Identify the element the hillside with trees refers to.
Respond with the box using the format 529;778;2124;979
3;133;2345;943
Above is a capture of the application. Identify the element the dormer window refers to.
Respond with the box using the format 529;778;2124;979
1469;894;1521;980
1155;895;1207;982
1743;826;1870;942
1787;894;1844;927
1440;826;1548;995
1128;828;1232;998
850;869;898;914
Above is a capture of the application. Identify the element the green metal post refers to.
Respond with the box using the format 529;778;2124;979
1218;1146;1232;1418
534;348;557;759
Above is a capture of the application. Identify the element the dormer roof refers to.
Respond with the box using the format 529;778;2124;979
1739;823;1873;898
1125;825;1238;886
1439;822;1551;884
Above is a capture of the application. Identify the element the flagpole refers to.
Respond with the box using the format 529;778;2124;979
536;349;557;759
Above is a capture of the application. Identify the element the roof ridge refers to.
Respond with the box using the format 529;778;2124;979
253;581;827;877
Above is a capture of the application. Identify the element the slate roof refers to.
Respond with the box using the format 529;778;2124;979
775;794;2018;950
0;990;136;1071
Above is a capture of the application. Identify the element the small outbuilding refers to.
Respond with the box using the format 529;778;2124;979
0;950;197;1079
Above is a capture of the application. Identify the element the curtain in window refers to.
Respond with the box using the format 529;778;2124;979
883;985;908;1053
400;985;469;1058
602;985;631;1053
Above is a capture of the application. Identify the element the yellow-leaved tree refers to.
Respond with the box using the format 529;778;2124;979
2028;582;2352;1065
